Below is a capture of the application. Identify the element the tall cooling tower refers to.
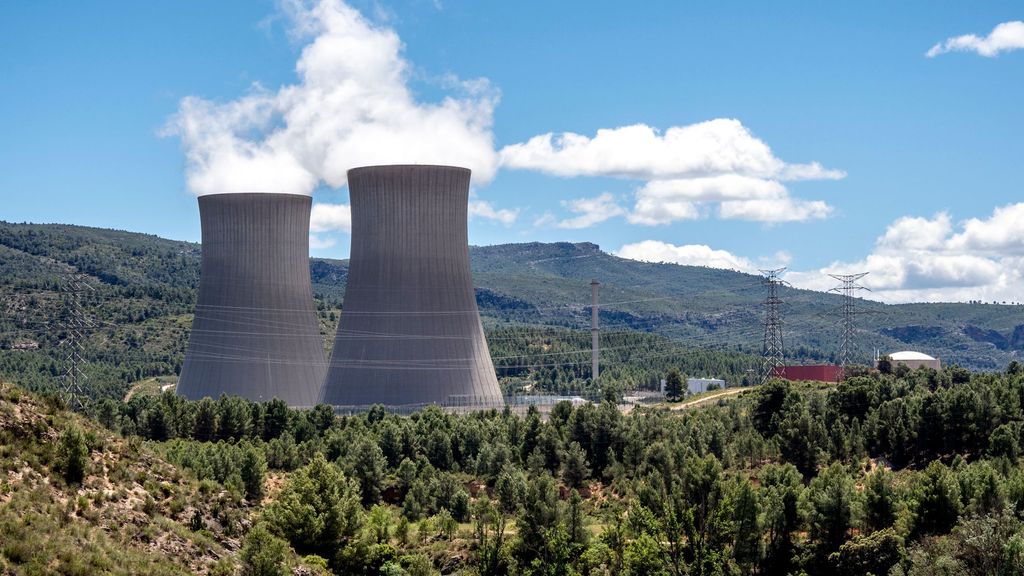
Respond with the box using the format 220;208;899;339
177;193;325;407
321;165;503;410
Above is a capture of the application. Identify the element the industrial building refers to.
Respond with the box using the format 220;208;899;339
773;365;843;383
886;350;941;371
321;165;504;410
686;378;725;395
177;193;326;407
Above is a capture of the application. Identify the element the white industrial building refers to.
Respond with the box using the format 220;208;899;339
886;350;941;371
686;378;726;395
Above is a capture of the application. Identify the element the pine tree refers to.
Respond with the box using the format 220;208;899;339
567;489;589;546
863;469;897;532
239;442;267;502
733;479;762;574
665;369;685;401
562;441;590;489
57;424;88;485
241;523;287;576
264;453;362;558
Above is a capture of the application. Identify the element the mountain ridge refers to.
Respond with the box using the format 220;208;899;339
2;221;1022;374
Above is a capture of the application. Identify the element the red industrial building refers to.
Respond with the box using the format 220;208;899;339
772;365;842;383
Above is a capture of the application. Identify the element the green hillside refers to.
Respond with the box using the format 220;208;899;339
7;362;1024;574
309;240;1024;370
0;380;259;574
1;221;1022;404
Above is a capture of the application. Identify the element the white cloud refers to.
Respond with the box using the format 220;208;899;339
555;193;625;229
616;240;758;273
637;175;787;202
877;213;953;250
766;250;792;267
718;197;833;223
309;234;337;250
787;204;1024;303
532;211;557;228
310;202;352;232
164;0;840;231
927;20;1024;58
618;204;1024;304
164;0;499;195
499;119;842;181
627;175;832;224
501;120;842;226
469;199;519;225
949;203;1024;255
628;197;701;225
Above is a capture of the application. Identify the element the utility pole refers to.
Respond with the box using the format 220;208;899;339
59;273;94;411
590;279;599;386
760;268;787;384
828;272;871;380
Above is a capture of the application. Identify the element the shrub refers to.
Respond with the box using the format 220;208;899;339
264;453;362;558
56;424;89;485
241;522;287;576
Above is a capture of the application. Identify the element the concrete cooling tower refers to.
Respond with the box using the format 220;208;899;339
177;193;325;407
321;165;503;410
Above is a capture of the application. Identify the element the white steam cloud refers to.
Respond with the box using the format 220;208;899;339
164;0;842;232
164;0;500;196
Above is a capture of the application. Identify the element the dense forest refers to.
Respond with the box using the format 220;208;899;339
4;364;1022;574
5;221;1024;382
5;222;1024;574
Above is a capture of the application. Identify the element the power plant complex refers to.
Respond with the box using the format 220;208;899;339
175;165;908;409
178;166;504;410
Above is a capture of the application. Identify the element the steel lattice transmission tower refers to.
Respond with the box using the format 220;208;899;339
828;272;871;379
59;273;95;411
590;279;599;386
760;268;788;384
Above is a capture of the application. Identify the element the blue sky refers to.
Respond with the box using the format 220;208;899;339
1;1;1023;303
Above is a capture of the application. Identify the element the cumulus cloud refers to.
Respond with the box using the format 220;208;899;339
469;199;519;225
309;202;352;232
927;20;1024;57
501;120;842;225
719;197;832;223
554;193;626;229
618;203;1024;304
948;203;1024;254
500;120;842;181
628;175;831;224
877;213;953;250
164;0;499;195
634;177;834;225
164;0;838;231
616;240;758;273
308;234;337;250
787;204;1024;303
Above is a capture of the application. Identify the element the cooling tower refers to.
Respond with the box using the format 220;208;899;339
177;193;325;407
321;165;503;410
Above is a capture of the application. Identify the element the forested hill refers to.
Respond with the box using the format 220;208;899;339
2;221;1024;374
374;241;1024;371
483;242;1024;369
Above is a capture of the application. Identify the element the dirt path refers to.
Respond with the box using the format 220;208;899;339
668;387;747;410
